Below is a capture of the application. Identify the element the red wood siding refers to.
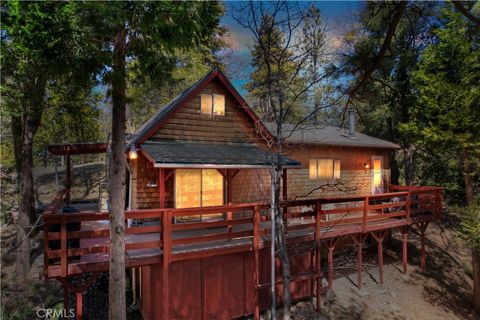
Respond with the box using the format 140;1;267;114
140;249;313;319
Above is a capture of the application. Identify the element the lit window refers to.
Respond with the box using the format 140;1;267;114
200;93;225;116
309;159;340;179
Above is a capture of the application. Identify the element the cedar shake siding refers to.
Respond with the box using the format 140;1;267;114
130;153;173;209
230;146;392;204
151;79;258;144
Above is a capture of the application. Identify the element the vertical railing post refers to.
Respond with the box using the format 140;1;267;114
253;206;260;320
406;192;411;223
362;196;369;233
315;200;322;312
61;215;67;278
162;211;171;320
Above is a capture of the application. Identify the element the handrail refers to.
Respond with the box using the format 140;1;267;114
43;187;443;278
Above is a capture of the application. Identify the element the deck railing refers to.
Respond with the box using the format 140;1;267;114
42;185;442;278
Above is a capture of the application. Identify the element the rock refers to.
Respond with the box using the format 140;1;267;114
326;288;336;302
385;249;398;259
353;286;369;298
390;290;397;299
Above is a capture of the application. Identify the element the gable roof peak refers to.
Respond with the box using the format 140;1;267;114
127;68;271;149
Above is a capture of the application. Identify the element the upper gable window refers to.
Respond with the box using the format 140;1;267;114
200;94;225;116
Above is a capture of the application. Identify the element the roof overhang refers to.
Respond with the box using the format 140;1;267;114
140;140;301;169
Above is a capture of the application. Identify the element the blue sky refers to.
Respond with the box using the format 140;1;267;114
220;1;363;93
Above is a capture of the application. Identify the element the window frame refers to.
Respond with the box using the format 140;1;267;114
200;93;225;116
309;158;341;180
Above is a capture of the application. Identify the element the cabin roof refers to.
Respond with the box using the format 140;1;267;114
264;122;400;149
126;68;271;150
140;140;301;168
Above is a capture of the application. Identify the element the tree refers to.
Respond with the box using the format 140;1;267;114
34;82;104;166
341;1;437;185
76;2;224;318
405;8;480;312
245;14;308;122
1;1;100;280
126;41;227;132
461;200;480;314
234;2;337;318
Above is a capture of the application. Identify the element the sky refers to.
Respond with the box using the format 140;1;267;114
219;1;363;94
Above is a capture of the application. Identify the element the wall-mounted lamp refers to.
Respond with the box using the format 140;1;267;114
129;145;138;160
363;162;370;173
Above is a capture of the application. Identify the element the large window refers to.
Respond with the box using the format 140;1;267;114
175;169;224;222
309;159;341;179
200;94;225;116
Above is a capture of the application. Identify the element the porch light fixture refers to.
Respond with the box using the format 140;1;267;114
129;145;138;160
364;162;370;173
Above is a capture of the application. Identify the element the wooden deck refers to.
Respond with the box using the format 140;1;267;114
42;185;442;319
42;185;442;279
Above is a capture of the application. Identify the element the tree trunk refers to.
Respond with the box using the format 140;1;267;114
109;26;127;320
473;249;480;315
13;133;36;280
12;78;46;280
404;146;415;185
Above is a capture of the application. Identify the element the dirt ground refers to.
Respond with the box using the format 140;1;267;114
290;209;476;320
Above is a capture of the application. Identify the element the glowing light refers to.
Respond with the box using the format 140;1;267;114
129;145;138;160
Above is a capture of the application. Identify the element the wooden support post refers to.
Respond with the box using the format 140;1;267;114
315;201;322;311
362;196;369;233
351;234;368;289
418;222;429;272
406;192;411;223
158;168;165;209
58;273;100;320
253;206;260;320
282;168;287;201
226;170;233;232
76;291;83;320
162;211;171;320
65;153;71;206
371;231;386;285
327;239;338;290
400;226;410;273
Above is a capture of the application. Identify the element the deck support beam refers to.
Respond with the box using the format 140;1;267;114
326;238;339;290
351;234;369;289
371;230;387;285
58;272;100;320
315;201;322;311
225;169;239;232
417;221;429;272
158;168;165;208
253;206;260;320
282;169;287;201
400;226;410;273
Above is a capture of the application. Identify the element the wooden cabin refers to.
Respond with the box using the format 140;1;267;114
43;69;442;320
126;69;399;213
